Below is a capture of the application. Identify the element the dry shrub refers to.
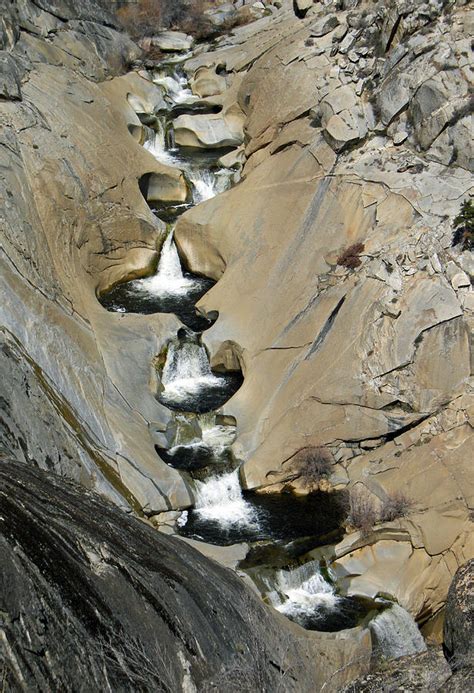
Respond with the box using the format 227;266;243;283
379;491;414;522
117;0;207;40
337;242;365;269
347;489;377;536
292;446;332;486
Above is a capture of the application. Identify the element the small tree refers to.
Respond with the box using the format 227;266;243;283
379;491;414;522
452;199;474;250
347;489;377;536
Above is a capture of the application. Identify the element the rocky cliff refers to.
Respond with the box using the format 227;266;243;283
1;0;473;689
174;0;473;639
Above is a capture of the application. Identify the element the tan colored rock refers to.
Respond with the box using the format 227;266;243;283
174;112;244;149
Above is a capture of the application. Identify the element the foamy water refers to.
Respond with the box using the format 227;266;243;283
193;470;258;528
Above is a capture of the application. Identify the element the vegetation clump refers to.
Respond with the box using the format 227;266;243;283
379;491;414;522
292;446;332;487
347;489;377;536
117;0;255;42
346;488;414;536
337;242;365;269
452;199;474;251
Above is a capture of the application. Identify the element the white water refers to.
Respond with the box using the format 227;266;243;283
143;122;176;166
166;412;236;459
160;338;223;403
153;70;198;105
144;125;232;204
137;231;198;296
370;603;427;659
193;470;258;528
263;561;339;621
188;168;232;204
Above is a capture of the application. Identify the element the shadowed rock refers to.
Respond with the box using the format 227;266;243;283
0;458;311;692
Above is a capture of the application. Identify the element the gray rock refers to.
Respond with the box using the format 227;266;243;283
0;52;23;100
340;648;452;692
310;15;339;38
444;560;474;671
0;459;311;692
151;31;194;53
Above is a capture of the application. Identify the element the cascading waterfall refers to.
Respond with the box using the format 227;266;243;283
265;562;339;621
190;470;258;528
143;120;176;166
137;230;198;296
369;603;427;659
153;69;198;105
188;167;233;204
160;337;223;405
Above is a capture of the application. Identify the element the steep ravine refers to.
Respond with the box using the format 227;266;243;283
1;0;473;690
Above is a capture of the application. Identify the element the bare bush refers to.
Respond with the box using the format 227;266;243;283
379;491;414;522
117;0;207;40
337;242;365;269
292;446;332;486
347;489;377;536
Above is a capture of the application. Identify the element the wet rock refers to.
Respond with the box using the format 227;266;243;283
341;647;452;692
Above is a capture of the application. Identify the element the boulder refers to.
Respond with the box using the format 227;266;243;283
341;648;452;692
150;31;193;52
143;170;189;204
174;113;244;149
191;66;226;98
0;459;315;692
444;560;474;670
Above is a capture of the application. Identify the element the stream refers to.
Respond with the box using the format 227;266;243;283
99;58;427;656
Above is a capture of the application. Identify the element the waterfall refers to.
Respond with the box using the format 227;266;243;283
143;119;176;166
166;125;177;152
137;230;197;296
188;168;233;204
369;603;427;659
153;70;198;105
160;337;222;404
192;470;258;528
266;562;339;622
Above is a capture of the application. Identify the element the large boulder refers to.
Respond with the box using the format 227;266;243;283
174;113;244;149
444;560;474;670
150;30;194;52
0;459;312;691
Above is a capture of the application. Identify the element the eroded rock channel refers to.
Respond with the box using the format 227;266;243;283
98;52;426;651
2;0;472;689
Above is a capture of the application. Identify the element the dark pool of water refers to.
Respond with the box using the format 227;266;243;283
99;276;216;332
287;595;379;633
178;490;348;545
157;371;243;414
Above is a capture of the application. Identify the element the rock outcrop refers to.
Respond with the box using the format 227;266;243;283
0;458;314;691
0;0;194;513
444;559;474;670
173;0;473;638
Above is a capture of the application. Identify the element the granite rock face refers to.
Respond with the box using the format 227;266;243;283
173;0;473;635
0;0;193;513
0;458;315;692
444;559;474;670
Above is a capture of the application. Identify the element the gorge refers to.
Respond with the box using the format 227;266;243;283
1;0;473;691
